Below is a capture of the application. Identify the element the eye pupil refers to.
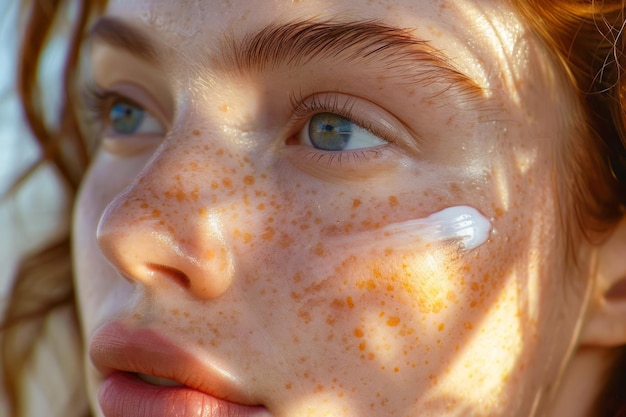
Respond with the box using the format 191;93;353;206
110;101;145;134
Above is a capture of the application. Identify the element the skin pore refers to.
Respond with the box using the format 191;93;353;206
72;0;599;416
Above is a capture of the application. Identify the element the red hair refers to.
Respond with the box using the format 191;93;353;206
512;1;626;415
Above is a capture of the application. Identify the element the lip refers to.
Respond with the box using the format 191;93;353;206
90;322;272;417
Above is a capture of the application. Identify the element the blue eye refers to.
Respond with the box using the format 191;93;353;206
304;112;386;151
109;101;164;135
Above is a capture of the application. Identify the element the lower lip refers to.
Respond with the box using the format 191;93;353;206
99;372;272;417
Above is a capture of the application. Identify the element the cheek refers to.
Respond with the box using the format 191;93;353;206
221;160;563;408
240;219;530;414
223;181;508;386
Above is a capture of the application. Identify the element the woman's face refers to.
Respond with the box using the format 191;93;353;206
73;0;592;416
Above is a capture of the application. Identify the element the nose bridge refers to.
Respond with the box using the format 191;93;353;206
96;124;245;299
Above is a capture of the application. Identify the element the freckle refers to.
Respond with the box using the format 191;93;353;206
352;199;362;209
285;383;292;390
359;341;366;351
298;309;312;324
183;312;190;318
354;328;364;338
174;190;186;201
205;250;215;260
243;175;255;185
219;104;229;113
222;178;232;187
262;226;275;240
438;323;445;331
192;129;201;136
389;196;399;207
172;309;179;316
394;367;400;373
312;242;327;257
464;322;473;330
140;202;149;209
216;148;224;156
291;291;301;301
133;313;142;320
386;317;400;327
151;209;161;217
346;296;354;308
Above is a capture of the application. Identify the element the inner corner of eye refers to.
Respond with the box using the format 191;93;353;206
285;135;300;146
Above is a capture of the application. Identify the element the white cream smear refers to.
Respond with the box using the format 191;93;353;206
333;206;492;252
381;205;492;251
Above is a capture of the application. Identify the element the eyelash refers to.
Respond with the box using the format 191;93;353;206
288;91;393;145
82;83;109;119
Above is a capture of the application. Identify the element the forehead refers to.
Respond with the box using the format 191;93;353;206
101;0;530;93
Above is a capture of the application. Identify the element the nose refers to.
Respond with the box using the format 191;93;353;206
96;143;235;300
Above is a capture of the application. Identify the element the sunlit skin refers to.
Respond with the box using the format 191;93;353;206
72;0;595;416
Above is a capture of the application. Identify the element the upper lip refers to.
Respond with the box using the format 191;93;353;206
89;321;258;405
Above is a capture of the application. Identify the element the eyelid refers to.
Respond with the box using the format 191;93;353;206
287;92;419;152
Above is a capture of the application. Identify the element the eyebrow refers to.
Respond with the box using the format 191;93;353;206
89;17;158;62
88;17;484;98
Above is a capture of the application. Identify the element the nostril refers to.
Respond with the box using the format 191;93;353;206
146;263;191;289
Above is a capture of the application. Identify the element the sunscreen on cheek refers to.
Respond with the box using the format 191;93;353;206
324;206;492;265
381;206;492;251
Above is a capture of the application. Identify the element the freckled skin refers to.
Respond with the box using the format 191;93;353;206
73;1;594;417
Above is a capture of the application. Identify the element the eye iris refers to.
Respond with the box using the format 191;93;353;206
110;101;145;134
309;113;354;150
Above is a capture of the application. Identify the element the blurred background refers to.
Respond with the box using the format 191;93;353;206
0;0;72;308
